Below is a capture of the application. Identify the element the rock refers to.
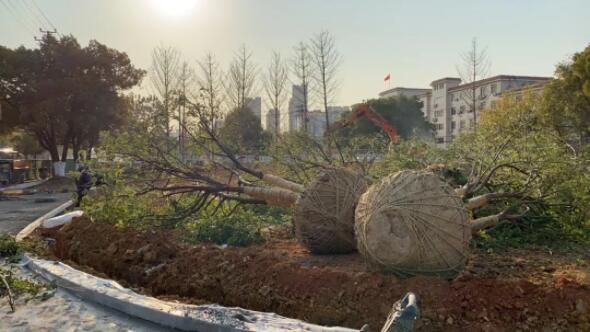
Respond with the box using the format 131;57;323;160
446;316;454;325
106;243;118;255
259;285;272;296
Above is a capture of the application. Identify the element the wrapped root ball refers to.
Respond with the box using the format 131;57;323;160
355;170;471;278
294;168;369;254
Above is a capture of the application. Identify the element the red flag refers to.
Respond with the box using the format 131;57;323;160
384;74;391;81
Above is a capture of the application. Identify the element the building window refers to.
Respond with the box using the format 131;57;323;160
491;101;497;110
434;110;443;117
480;102;486;110
467;107;473;113
459;120;465;129
436;123;443;130
436;137;444;144
451;121;456;130
459;105;465;114
469;119;474;127
491;83;497;95
480;86;486;97
434;103;438;109
451;107;456;115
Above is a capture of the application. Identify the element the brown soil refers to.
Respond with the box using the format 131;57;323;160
40;217;590;331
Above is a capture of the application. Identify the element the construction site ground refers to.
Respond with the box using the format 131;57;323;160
38;217;590;332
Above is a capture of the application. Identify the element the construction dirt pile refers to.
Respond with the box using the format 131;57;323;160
39;217;590;331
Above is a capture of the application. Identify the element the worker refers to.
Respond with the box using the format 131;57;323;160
75;165;93;207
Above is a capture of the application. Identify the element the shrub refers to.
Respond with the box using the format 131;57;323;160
184;209;266;246
0;233;21;258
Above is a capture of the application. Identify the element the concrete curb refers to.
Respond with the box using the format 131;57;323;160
15;199;74;242
23;254;358;332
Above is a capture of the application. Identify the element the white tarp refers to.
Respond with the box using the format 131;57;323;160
42;210;84;228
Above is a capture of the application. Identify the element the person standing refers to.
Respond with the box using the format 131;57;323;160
75;166;93;207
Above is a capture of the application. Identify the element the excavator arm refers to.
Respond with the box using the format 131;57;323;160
330;104;399;143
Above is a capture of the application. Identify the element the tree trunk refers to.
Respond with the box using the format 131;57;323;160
242;186;299;208
261;174;305;193
53;161;66;177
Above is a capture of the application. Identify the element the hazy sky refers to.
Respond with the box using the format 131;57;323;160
1;0;589;108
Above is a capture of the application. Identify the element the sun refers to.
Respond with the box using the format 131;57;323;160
152;0;199;17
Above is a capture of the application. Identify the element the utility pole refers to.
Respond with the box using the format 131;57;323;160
34;28;57;42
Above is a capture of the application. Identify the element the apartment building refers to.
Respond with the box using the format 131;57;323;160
379;87;431;99
381;75;552;145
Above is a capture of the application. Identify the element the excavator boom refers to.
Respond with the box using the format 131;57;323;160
330;104;399;143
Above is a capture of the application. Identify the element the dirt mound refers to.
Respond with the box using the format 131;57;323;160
34;177;76;193
40;218;590;331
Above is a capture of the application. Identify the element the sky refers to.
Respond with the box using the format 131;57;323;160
1;0;589;109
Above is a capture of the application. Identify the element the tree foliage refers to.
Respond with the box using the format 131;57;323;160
0;35;144;164
219;107;269;153
334;96;434;144
541;43;590;151
449;91;589;244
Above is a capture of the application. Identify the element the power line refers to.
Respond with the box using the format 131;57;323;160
7;0;39;31
21;0;50;31
30;0;57;31
0;0;35;35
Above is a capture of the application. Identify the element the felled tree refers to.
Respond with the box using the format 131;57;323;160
352;93;571;277
100;96;377;254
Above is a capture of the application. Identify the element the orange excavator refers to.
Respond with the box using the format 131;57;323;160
330;104;399;144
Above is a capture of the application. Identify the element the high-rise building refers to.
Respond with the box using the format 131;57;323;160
287;85;306;132
245;97;262;119
307;106;350;137
265;108;280;134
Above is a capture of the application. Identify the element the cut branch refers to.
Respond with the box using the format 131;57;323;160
471;206;530;233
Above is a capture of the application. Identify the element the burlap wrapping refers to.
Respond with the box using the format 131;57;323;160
355;170;471;278
294;168;369;254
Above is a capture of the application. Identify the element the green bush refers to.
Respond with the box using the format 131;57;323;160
0;233;21;258
184;209;267;246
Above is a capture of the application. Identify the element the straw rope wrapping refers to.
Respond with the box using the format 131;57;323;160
355;171;471;278
294;169;370;254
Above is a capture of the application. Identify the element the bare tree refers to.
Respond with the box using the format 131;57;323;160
196;52;224;132
263;51;288;136
225;44;257;112
177;61;196;161
291;42;313;133
150;46;181;138
310;31;341;132
456;37;491;129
